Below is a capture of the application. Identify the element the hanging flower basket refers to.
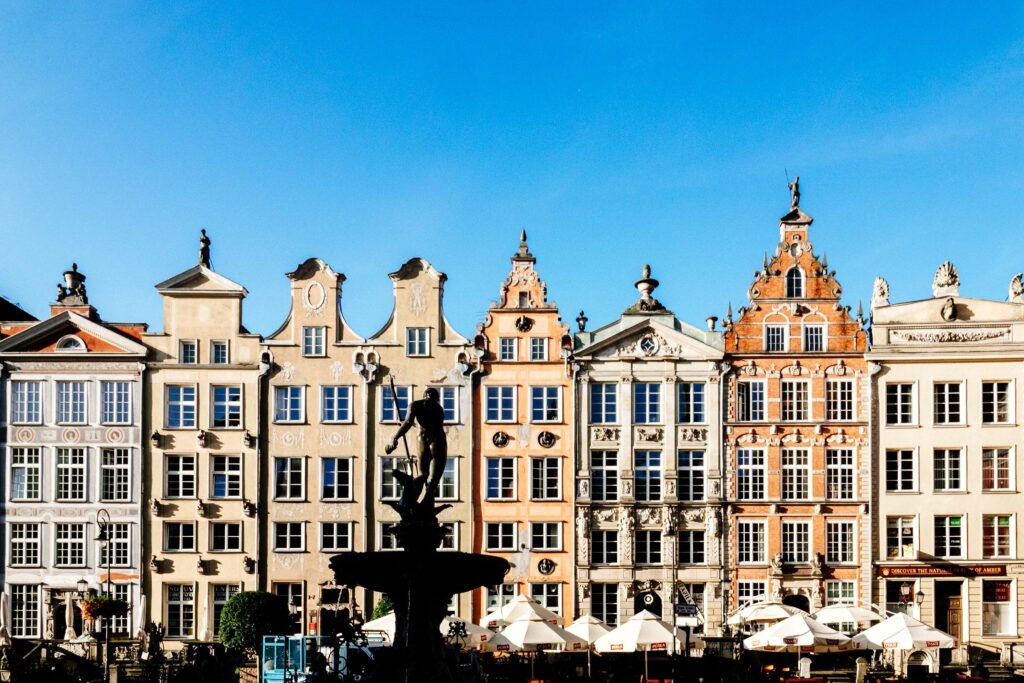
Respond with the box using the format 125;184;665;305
81;594;129;620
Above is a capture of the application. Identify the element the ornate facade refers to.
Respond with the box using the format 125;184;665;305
573;267;725;633
721;197;870;617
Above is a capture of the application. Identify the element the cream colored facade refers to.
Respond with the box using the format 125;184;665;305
471;234;575;623
261;258;369;635
869;265;1024;663
142;248;263;645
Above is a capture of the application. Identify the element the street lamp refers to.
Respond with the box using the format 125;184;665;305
96;509;112;683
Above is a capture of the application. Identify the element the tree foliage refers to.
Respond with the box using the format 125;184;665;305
218;591;292;652
369;594;394;621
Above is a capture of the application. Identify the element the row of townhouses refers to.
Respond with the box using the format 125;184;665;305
1;196;1023;661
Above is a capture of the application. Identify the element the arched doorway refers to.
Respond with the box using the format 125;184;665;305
634;590;662;618
782;594;810;613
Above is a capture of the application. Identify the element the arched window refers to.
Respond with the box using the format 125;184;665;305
56;335;85;351
786;268;804;298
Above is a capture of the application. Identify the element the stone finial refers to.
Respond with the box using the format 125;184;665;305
932;261;959;298
56;263;88;305
199;229;212;268
871;276;890;309
624;264;668;314
1010;273;1023;303
512;229;534;262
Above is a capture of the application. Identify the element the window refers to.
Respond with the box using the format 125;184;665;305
211;341;229;364
436;386;458;423
211;522;242;552
99;523;130;567
486;584;516;613
485;522;516;551
486;457;516;500
737;449;766;500
592;584;618;626
765;325;786;352
983;381;1011;424
9;447;41;500
885;449;916;491
826;380;853;421
934;516;963;558
406;327;429;356
175;339;198;364
826;521;855;564
804;324;824;352
321;522;352;552
677;383;705;423
10;585;39;638
212;386;242;428
633;383;661;423
379;523;400;550
530;457;560;501
530;386;561;422
781;380;809;421
302;327;326;356
439;522;457;550
529;337;547;361
274;583;304;631
274;386;304;423
166;585;195;638
737;381;765;421
678;451;705;502
983;448;1013;491
381;385;411;423
934;382;962;424
737;521;766;564
530;522;561;550
274;522;305;551
636;530;662;564
11;381;42;424
591;451;618;502
56;447;87;501
530;584;561;616
678;530;705;564
166;386;197;428
485;386;515;422
164;522;196;552
321;458;351;501
933;448;962;491
100;448;130;501
101;381;131;424
54;523;86;567
321;386;351;423
211;455;242;498
10;523;41;566
886;517;916;559
437;459;457;501
380;457;408;501
826;449;854;500
213;585;241;636
983;515;1013;558
274;458;305;500
786;268;804;297
57;381;86;424
886;581;916;615
983;580;1015;636
498;337;516;361
634;451;661;502
886;384;915;425
782;521;810;563
738;581;767;608
590;383;617;424
591;531;618;564
166;455;196;498
110;584;130;634
782;449;810;500
826;581;856;606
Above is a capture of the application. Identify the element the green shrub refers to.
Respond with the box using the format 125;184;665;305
370;594;394;621
217;591;292;652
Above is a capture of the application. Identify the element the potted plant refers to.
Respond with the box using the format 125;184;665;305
81;594;130;621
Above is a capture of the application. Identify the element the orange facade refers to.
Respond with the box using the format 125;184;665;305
722;204;871;615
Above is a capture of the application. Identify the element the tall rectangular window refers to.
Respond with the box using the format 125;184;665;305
273;457;305;500
529;337;547;361
765;325;786;352
885;449;916;491
56;447;87;501
179;340;198;364
826;581;856;606
211;341;229;364
57;380;86;424
826;449;854;500
405;327;429;356
886;516;916;559
380;457;408;501
590;383;617;423
486;457;516;500
591;531;618;564
379;523;400;550
381;385;411;422
737;381;765;421
10;523;41;566
826;379;854;421
101;381;131;424
485;522;516;551
498;337;516;361
633;383;661;423
436;386;458;423
437;459;457;501
782;521;810;563
210;522;242;551
9;447;41;501
530;457;560;501
983;448;1013;491
530;584;561;616
934;382;962;424
737;520;766;564
530;522;561;550
274;386;304;423
10;584;39;638
11;381;42;423
99;523;131;567
213;585;241;635
982;381;1011;424
634;451;661;502
826;521;855;564
737;449;765;500
211;455;242;498
635;530;662;564
677;383;705;423
273;522;305;551
983;581;1015;636
934;516;963;558
321;458;351;500
166;386;197;428
781;380;809;421
804;325;825;352
167;584;195;638
302;327;326;356
164;522;196;551
321;386;351;423
591;451;618;502
320;522;352;552
55;523;86;567
166;455;196;498
933;448;962;491
485;584;516;613
212;386;242;428
886;384;914;425
592;584;618;627
983;515;1013;558
782;449;810;500
738;581;767;608
101;448;130;501
678;530;705;564
530;386;560;422
677;451;705;502
485;386;515;422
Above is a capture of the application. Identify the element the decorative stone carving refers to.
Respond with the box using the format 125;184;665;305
622;479;633;497
408;283;427;315
577;508;590;561
679;427;708;442
515;315;534;332
1010;273;1024;303
619;511;634;562
940;297;957;322
330;360;343;381
871;276;890;308
811;583;823;609
667;479;676;496
492;431;509;447
281;362;295;381
594;508;618;524
537;431;556;448
770;553;784;575
303;281;327;316
591;426;620;442
637;507;661;526
578;479;590;498
706;507;720;538
623;264;668;314
683;508;705;523
770;578;783;602
636;426;664;443
932;261;960;298
810;551;824;576
891;328;1009;344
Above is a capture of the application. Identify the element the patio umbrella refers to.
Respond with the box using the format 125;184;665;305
134;595;148;649
479;594;561;628
727;601;808;626
743;614;854;653
491;613;586;678
852;613;957;650
594;610;687;681
812;605;883;630
565;614;611;679
197;593;211;641
361;612;494;650
64;593;77;640
0;592;12;646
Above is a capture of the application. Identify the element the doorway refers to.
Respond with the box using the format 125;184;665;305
51;592;83;640
935;581;963;666
783;594;810;613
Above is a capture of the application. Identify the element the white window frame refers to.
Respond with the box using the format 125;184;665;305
826;378;854;421
320;385;353;424
485;386;516;423
781;448;810;501
101;380;132;425
634;450;662;502
825;580;856;606
591;450;618;503
781;379;809;421
210;340;229;364
302;326;327;357
803;323;826;352
983;447;1015;491
933;447;964;492
677;529;705;564
885;449;917;492
590;530;618;564
320;457;352;501
529;337;548;361
380;385;411;423
826;448;855;500
826;520;855;565
432;385;459;424
982;380;1013;424
210;455;243;499
165;385;197;429
782;520;811;564
589;383;618;424
320;522;353;552
10;380;42;424
210;522;243;552
737;520;766;564
529;521;562;551
56;380;87;425
886;516;917;559
498;336;517;361
486;457;516;501
934;515;964;559
100;447;131;502
273;521;306;552
530;386;561;423
530;457;561;501
273;386;305;424
165;455;196;498
529;583;562;616
677;450;705;502
737;380;765;422
55;447;87;502
405;327;430;357
934;381;964;425
273;457;305;501
164;521;196;552
54;522;87;568
765;324;787;352
211;385;243;429
9;447;42;501
983;514;1014;559
633;382;662;424
736;448;766;500
10;584;40;638
166;584;195;639
484;522;517;551
179;340;198;364
635;529;662;565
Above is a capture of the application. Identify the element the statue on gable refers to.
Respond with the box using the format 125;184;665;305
788;176;801;210
199;229;212;268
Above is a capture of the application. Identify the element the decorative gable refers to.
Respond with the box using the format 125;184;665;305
0;312;147;356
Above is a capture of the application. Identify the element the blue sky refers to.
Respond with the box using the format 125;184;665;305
2;3;1023;337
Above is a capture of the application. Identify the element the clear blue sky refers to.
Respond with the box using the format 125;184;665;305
2;3;1023;337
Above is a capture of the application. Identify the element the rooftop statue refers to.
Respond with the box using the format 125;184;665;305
788;176;801;210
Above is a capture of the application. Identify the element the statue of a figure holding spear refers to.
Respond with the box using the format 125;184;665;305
385;384;448;507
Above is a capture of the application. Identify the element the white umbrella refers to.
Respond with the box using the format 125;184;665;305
0;592;12;646
727;601;808;626
852;613;957;650
134;595;148;648
64;593;77;640
491;614;586;679
812;605;883;630
361;612;494;650
480;595;561;628
197;593;211;641
565;615;612;679
595;610;687;681
743;614;854;653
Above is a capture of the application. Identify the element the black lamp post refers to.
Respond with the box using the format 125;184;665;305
96;509;112;683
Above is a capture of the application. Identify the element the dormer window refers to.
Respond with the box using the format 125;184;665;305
786;268;804;298
56;336;85;352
